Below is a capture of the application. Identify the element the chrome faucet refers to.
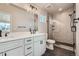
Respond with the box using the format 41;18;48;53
5;32;9;37
0;30;2;37
29;28;36;34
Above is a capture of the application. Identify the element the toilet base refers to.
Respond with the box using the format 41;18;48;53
46;43;54;50
46;39;55;50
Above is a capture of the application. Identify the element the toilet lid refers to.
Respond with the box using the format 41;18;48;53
47;39;55;43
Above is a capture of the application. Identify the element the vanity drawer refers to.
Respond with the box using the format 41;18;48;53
25;44;33;55
3;39;23;51
0;43;5;53
25;37;33;44
26;52;33;56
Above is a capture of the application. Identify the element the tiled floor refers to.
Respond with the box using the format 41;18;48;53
42;46;75;56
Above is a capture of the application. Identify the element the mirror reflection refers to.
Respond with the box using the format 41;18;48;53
0;12;11;32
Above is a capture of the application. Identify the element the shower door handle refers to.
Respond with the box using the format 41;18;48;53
71;26;76;32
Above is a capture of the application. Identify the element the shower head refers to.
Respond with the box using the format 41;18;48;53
69;10;75;17
69;14;72;16
73;11;75;13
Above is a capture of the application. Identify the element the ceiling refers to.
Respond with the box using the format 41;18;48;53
32;3;74;15
12;3;74;15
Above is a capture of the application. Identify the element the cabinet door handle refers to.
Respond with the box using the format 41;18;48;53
5;53;7;56
27;40;31;42
27;47;31;50
40;41;43;44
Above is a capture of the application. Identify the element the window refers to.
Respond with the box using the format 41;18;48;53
0;12;11;32
0;22;10;32
40;15;46;23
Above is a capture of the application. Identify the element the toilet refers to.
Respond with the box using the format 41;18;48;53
46;39;55;50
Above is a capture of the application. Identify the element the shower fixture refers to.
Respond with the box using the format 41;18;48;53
69;10;77;32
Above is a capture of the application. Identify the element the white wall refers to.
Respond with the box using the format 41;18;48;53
37;9;47;33
49;8;74;44
0;4;34;32
0;4;47;33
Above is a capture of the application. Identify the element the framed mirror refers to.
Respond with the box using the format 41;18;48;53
0;12;11;32
34;13;38;31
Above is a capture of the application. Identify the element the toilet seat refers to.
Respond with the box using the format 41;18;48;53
47;39;55;43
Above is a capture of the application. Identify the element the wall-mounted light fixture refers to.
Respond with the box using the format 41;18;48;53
24;4;37;13
30;5;37;10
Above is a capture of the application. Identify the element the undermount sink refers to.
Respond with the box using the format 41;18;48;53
0;36;14;40
0;32;40;40
0;37;8;39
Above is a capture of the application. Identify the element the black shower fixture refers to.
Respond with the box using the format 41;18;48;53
74;18;79;23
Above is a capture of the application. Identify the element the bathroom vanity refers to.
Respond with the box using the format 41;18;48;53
0;32;47;56
0;8;47;56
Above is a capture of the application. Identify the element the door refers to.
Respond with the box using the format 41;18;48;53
34;41;39;56
4;47;24;56
39;40;44;55
39;36;46;55
33;35;46;56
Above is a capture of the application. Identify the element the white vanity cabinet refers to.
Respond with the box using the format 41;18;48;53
33;34;46;56
0;39;24;56
0;33;47;56
24;37;33;56
0;43;5;53
3;47;24;56
39;35;46;55
34;41;40;56
25;44;33;56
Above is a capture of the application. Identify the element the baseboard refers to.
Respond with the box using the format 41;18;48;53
55;41;74;47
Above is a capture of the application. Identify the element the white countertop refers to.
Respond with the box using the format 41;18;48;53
0;32;47;43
